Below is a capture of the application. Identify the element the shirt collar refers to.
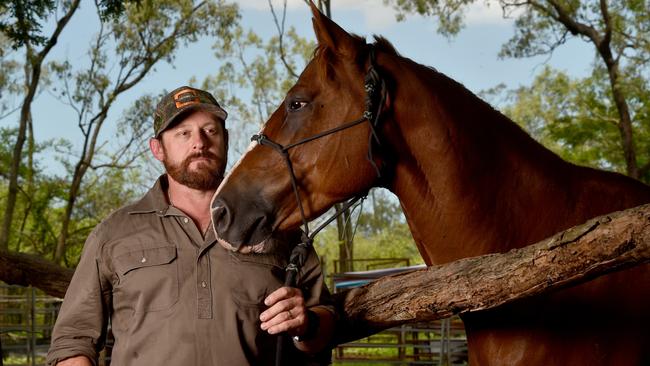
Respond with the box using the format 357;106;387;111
128;175;174;216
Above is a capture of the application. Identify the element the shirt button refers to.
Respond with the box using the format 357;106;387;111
141;257;147;263
201;281;207;288
183;218;189;224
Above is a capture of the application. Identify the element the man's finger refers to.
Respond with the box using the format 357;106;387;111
260;297;303;322
264;286;300;306
264;316;304;335
260;308;298;330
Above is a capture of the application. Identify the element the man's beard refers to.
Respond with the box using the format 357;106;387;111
163;151;225;190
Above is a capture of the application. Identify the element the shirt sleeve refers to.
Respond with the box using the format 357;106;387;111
46;227;112;366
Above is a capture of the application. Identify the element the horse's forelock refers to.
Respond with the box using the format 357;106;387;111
312;33;369;80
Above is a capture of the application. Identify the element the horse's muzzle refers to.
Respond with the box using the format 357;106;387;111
211;191;274;251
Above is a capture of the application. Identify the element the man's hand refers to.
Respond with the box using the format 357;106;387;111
259;286;308;336
260;286;335;353
56;355;92;366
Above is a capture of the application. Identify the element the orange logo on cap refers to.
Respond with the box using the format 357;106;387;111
174;89;200;109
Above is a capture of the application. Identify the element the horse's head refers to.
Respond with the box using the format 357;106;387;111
211;3;391;252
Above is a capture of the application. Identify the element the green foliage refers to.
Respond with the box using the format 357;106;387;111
0;0;142;49
357;190;406;236
0;124;146;261
0;34;22;117
498;1;649;63
0;127;17;175
384;0;475;37
0;127;64;255
0;0;55;48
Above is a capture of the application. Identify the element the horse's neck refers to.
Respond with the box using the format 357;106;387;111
385;61;572;264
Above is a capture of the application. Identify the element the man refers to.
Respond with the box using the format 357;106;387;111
46;86;335;365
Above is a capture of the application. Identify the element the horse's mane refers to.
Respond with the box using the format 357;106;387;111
372;35;441;76
372;36;400;57
313;34;404;77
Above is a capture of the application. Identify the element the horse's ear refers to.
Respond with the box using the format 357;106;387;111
309;1;359;58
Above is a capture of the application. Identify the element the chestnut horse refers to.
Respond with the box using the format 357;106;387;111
211;4;650;365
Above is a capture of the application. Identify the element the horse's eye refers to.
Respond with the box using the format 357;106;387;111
288;101;307;111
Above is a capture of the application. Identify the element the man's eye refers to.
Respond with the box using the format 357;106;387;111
288;101;307;111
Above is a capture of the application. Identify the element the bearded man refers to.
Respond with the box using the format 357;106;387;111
46;86;336;366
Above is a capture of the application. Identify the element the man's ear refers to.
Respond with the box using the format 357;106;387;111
150;137;165;162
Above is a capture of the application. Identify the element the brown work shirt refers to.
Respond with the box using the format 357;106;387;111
46;176;334;366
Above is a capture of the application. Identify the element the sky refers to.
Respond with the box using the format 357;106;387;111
2;0;596;176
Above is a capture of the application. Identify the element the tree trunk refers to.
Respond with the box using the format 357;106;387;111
335;203;354;272
332;203;650;343
0;52;35;251
602;55;638;178
54;161;88;264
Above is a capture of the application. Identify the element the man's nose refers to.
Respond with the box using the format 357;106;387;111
192;131;208;150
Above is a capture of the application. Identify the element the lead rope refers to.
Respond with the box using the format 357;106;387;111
250;45;385;366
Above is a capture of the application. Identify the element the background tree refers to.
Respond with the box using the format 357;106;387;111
0;0;238;276
387;0;650;181
0;0;81;252
48;0;238;264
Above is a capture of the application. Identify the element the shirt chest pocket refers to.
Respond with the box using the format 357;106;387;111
113;245;179;313
228;252;287;308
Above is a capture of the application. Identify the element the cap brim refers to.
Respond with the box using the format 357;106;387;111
156;104;228;137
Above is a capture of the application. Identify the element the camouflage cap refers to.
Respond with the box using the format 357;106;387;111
153;86;228;138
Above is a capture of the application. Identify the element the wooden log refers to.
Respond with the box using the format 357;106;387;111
0;250;73;298
332;203;650;343
0;204;649;331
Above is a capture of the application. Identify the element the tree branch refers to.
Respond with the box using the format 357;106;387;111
35;0;82;64
544;0;602;45
268;0;299;79
0;250;74;298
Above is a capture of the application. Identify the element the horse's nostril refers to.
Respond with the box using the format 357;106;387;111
210;193;274;248
210;199;231;234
